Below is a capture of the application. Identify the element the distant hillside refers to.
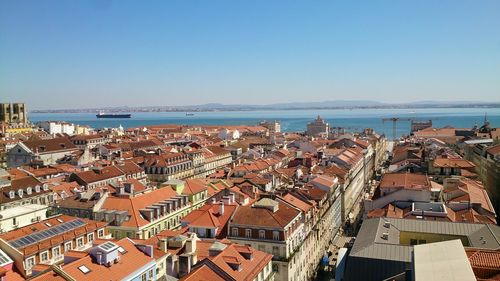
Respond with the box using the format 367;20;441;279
31;100;500;113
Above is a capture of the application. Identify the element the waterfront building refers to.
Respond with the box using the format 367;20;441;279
306;115;329;137
38;121;75;135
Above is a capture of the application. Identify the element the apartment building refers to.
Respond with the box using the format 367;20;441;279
0;215;108;278
228;198;303;281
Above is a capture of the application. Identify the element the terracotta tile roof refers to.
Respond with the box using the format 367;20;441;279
0;215;107;256
467;249;500;269
182;203;238;238
466;248;500;280
203;242;272;281
22;137;77;153
101;187;181;228
61;238;155;281
71;165;124;184
0;176;50;204
114;161;143;175
433;157;476;168
297;186;328;201
379;173;431;191
486;144;500;156
231;200;300;228
182;179;209;195
280;193;313;213
180;264;226;281
445;178;496;215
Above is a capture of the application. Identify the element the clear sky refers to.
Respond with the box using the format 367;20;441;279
1;0;499;109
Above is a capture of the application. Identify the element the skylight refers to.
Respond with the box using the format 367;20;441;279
78;265;90;274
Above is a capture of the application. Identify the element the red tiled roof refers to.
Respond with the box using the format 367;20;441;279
61;238;154;281
101;187;180;228
379;173;431;191
231;201;300;228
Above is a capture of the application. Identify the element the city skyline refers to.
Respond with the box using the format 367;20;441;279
1;0;500;109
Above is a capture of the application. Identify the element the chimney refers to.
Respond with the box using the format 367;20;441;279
186;234;197;253
160;238;168;252
219;202;225;216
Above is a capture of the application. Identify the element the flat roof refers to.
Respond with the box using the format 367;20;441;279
414;239;476;281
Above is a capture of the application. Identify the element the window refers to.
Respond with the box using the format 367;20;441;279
87;233;94;243
272;246;280;256
98;229;104;238
52;246;60;258
64;242;72;252
77;237;84;248
141;273;147;281
26;257;35;268
259;230;266;239
40;251;48;262
245;229;252;238
273;231;279;240
410;239;418;245
270;263;279;273
232;227;238;237
12;217;17;226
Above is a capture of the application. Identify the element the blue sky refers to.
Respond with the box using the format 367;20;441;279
1;0;499;109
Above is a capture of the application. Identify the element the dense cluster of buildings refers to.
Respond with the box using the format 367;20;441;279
337;119;500;281
0;105;395;280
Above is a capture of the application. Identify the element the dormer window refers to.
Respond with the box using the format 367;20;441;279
35;185;40;192
9;191;15;199
42;184;48;191
273;231;279;241
17;189;23;198
39;145;46;151
26;187;32;195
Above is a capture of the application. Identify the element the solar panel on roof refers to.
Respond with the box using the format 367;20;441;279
99;242;117;251
8;219;87;249
0;251;11;265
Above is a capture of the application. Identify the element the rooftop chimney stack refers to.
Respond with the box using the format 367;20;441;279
219;202;225;215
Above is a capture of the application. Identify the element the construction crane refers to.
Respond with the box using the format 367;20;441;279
382;117;413;140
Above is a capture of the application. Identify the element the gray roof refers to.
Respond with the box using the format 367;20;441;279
344;218;500;281
387;218;500;249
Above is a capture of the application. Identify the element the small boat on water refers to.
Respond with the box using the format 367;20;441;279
96;112;131;118
186;113;195;116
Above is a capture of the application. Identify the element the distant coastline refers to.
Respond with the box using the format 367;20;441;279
31;101;500;114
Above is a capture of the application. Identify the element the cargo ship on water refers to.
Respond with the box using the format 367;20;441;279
96;112;131;118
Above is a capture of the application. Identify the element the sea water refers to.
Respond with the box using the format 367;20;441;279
29;107;500;138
